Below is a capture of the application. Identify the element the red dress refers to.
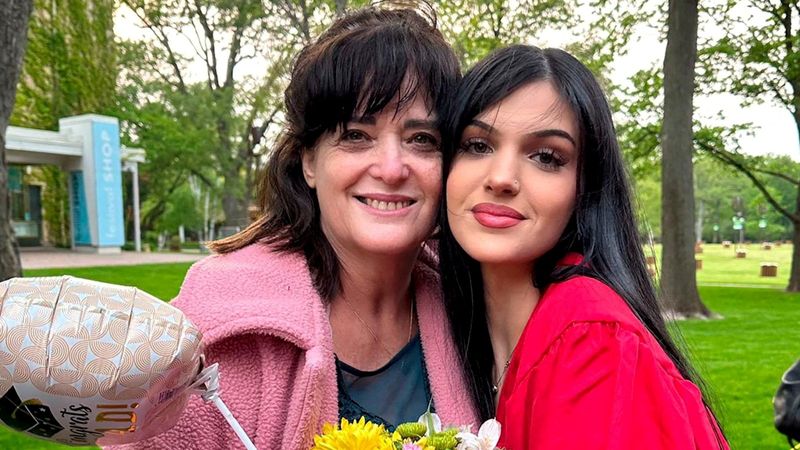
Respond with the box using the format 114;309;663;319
495;268;729;449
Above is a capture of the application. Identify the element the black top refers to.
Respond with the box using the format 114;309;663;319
335;334;433;431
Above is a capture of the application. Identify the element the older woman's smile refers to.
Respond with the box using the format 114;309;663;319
356;194;416;212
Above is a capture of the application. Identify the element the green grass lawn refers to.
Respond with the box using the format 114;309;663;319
646;241;794;288
2;248;799;449
695;242;794;288
678;286;799;449
23;262;194;300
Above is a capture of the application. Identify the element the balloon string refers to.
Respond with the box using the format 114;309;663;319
210;395;258;450
190;363;257;450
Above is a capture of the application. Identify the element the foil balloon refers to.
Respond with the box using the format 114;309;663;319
0;276;255;449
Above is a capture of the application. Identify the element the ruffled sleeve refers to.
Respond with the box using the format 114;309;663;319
497;321;728;450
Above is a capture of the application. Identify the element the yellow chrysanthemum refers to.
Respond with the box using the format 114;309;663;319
312;417;397;450
414;437;436;450
396;422;427;439
425;433;458;450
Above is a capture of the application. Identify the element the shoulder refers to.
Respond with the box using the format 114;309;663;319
514;276;656;370
182;242;311;286
177;242;315;301
172;243;328;349
538;275;642;331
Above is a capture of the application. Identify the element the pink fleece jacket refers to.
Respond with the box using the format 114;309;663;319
105;243;478;450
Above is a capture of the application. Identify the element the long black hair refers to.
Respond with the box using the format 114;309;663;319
439;45;723;442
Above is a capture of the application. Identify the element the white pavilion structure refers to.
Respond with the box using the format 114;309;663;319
6;114;144;253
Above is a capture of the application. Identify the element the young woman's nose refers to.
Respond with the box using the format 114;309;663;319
484;149;520;196
368;138;409;184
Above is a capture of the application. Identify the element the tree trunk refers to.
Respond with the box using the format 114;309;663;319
788;183;800;291
788;221;800;292
660;0;711;317
791;86;800;291
695;199;704;242
221;159;248;228
334;0;347;15
221;174;248;228
0;0;34;280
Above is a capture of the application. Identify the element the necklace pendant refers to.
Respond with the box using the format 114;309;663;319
492;385;498;394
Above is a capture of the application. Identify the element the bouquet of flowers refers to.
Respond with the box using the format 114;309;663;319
311;412;502;450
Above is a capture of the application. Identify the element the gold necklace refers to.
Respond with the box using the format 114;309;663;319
340;295;415;360
492;352;513;395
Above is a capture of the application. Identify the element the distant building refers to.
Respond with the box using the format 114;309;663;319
6;114;144;252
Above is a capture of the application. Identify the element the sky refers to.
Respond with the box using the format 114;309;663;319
114;6;800;162
541;21;800;162
618;38;800;161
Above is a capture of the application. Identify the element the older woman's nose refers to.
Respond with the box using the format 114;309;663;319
368;139;410;184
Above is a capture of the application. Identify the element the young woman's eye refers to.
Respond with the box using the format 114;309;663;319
530;148;566;170
460;138;492;155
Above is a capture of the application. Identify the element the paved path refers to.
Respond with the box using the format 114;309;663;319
21;248;206;269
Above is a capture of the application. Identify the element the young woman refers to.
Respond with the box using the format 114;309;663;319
439;45;729;449
108;6;477;450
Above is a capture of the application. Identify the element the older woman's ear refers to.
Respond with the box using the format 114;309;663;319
301;150;317;189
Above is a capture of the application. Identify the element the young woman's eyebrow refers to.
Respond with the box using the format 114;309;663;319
527;129;576;146
470;119;576;146
469;119;494;133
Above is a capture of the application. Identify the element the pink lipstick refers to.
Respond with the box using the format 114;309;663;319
471;203;525;228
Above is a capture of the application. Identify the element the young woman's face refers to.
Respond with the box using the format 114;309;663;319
446;81;579;266
302;94;442;258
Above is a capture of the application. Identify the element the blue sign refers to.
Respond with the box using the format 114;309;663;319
91;121;124;246
70;171;91;245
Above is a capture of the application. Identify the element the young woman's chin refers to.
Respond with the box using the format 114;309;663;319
459;243;539;267
452;226;554;268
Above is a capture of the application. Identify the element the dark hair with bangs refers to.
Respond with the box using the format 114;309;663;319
209;4;460;300
439;45;725;446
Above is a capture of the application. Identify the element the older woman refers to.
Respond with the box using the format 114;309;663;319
108;5;477;450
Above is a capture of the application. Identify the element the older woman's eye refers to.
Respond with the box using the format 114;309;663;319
340;130;369;142
408;132;439;150
460;138;492;155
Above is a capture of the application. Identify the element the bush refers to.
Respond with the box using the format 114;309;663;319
181;241;200;250
168;235;181;251
144;231;160;250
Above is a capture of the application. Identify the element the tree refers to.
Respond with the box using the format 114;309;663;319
700;139;800;290
13;0;117;129
660;0;711;317
700;0;800;291
437;0;574;67
1;0;34;280
119;0;331;228
11;0;118;248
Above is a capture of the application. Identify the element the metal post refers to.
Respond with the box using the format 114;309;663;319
132;163;141;252
67;173;76;250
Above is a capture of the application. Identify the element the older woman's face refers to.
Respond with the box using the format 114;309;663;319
301;94;442;258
